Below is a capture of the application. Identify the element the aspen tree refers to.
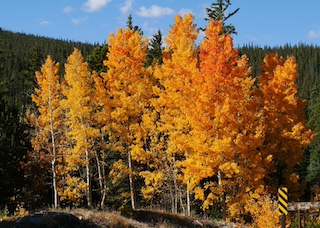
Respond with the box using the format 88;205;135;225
180;20;314;222
141;14;199;213
30;56;62;208
94;28;151;210
258;53;315;199
60;48;100;208
181;20;268;221
91;70;109;209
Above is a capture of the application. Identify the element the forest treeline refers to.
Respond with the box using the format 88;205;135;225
1;10;320;227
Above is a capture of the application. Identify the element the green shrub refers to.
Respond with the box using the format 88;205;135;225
0;205;9;218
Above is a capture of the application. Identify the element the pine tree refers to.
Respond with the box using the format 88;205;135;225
127;14;143;35
22;44;44;109
307;97;320;187
86;44;108;74
0;82;30;210
145;29;163;67
204;0;239;35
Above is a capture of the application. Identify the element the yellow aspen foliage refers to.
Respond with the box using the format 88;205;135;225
29;55;63;208
239;187;281;227
58;175;86;206
109;160;129;184
258;53;315;199
139;170;164;200
60;48;100;207
95;28;150;151
94;27;151;210
140;14;199;212
31;57;61;151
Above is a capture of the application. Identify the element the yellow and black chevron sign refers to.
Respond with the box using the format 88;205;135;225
278;187;288;215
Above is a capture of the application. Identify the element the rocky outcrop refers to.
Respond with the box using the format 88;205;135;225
15;212;87;228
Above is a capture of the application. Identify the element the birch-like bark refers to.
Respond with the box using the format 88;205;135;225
95;151;105;208
187;181;190;216
85;148;92;208
48;85;59;209
128;150;135;210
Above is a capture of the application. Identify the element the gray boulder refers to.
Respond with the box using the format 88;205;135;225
15;212;86;228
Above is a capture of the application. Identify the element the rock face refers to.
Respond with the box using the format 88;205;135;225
15;212;87;228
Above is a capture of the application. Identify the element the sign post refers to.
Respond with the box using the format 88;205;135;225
278;187;288;228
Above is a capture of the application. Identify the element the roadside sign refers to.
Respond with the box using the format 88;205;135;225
278;187;288;215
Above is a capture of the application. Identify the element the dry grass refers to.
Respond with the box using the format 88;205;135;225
51;208;150;228
132;209;236;228
0;207;236;228
0;208;149;228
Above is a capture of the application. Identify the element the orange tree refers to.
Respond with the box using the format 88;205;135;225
180;19;314;223
258;53;314;199
181;19;265;220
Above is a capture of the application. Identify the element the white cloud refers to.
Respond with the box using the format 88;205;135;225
141;21;159;38
63;6;75;14
72;17;88;25
82;0;111;13
246;35;258;42
38;19;50;26
136;5;174;18
309;30;320;39
120;0;134;15
177;8;193;16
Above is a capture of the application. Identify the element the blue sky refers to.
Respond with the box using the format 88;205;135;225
1;0;320;47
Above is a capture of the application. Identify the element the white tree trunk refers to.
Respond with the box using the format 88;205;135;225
187;181;190;216
95;151;106;209
86;149;92;208
128;151;135;210
218;171;226;220
49;105;58;208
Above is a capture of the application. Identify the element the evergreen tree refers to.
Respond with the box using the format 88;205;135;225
86;44;108;73
307;97;320;187
145;29;163;67
126;14;143;35
0;84;29;211
204;0;239;35
21;44;45;110
0;32;5;76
